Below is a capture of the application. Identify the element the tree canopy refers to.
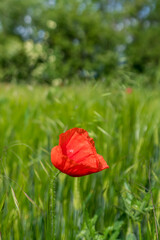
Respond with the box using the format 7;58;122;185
0;0;160;85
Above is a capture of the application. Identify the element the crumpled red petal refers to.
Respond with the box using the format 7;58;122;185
51;128;109;177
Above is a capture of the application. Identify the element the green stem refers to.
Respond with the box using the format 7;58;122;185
49;171;60;240
138;222;142;240
73;177;82;232
73;177;81;211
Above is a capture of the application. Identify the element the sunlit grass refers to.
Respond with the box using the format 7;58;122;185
0;83;160;239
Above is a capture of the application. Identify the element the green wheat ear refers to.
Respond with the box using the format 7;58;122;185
48;171;60;240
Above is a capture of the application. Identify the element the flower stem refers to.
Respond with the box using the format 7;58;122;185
49;171;60;240
138;222;142;240
73;177;81;211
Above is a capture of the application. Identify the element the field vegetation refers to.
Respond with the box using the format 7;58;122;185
0;83;160;239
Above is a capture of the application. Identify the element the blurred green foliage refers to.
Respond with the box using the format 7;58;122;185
0;83;160;239
0;0;160;84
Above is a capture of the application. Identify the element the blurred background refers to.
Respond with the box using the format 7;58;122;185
0;0;160;86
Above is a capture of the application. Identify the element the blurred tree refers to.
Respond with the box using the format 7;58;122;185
0;0;43;37
0;0;160;85
124;0;160;75
0;0;123;83
40;0;123;79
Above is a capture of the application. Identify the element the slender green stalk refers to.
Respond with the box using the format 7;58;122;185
138;222;142;240
149;159;159;240
73;177;82;233
49;171;60;240
73;178;81;211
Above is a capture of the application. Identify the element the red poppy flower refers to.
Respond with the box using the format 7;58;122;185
126;87;133;94
51;128;109;177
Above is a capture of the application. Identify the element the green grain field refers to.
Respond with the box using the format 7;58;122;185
0;83;160;239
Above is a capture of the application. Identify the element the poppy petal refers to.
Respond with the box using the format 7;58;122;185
59;128;95;151
65;131;97;166
51;145;67;172
97;154;109;170
51;128;109;177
